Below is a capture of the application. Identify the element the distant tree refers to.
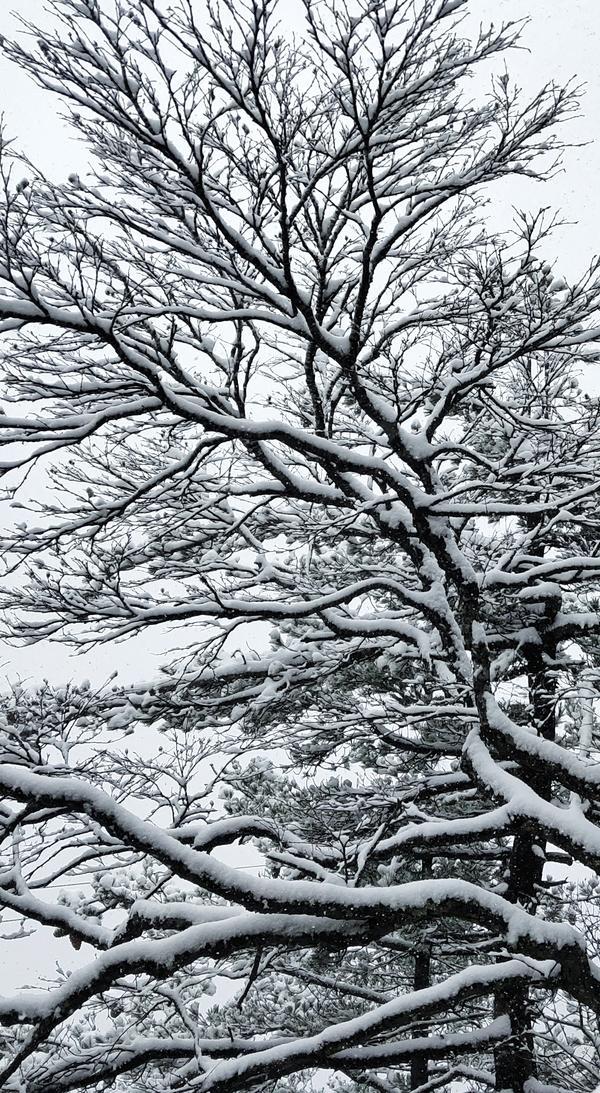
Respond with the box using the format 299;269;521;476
0;1;600;1092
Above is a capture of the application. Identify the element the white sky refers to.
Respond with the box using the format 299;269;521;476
0;0;598;269
0;0;597;1040
0;0;596;684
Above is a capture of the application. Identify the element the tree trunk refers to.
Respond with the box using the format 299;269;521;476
411;855;432;1090
493;640;556;1092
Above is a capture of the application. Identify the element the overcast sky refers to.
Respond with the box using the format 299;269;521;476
0;0;596;692
0;0;598;269
0;0;597;1016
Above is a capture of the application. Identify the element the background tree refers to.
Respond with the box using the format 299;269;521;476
0;1;600;1092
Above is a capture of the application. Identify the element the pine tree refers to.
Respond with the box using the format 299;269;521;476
0;2;599;1092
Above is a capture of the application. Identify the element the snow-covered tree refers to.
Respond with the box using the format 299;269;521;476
0;1;600;1091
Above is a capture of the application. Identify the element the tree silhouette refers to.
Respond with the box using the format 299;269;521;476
0;1;600;1091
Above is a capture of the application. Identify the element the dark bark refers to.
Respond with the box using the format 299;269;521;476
493;634;556;1092
411;854;432;1090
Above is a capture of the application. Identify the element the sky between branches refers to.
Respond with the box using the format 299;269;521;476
0;0;598;688
0;0;597;1046
0;0;598;271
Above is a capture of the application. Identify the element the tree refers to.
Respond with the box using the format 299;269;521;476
0;0;600;1091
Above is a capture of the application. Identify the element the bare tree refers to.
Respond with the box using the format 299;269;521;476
0;1;600;1091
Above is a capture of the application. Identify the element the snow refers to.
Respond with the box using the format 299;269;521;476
1;0;600;1088
199;964;555;1090
466;718;600;876
0;760;590;958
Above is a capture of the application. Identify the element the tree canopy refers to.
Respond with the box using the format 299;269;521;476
0;1;600;1091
